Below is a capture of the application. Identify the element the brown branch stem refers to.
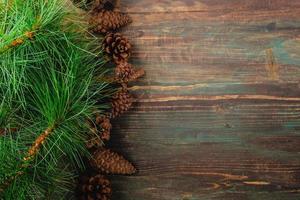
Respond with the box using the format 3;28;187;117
0;17;40;54
0;125;56;194
23;125;56;162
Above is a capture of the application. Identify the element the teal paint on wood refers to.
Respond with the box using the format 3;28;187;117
109;0;300;199
272;39;300;66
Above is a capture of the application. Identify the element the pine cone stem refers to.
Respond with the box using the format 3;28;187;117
0;125;56;193
24;125;56;161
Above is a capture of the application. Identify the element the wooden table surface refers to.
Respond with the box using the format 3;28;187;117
108;1;300;199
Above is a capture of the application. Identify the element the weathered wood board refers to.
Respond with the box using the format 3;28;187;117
108;1;300;199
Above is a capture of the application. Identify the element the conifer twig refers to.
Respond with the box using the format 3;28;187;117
23;125;56;161
0;125;56;194
0;17;40;54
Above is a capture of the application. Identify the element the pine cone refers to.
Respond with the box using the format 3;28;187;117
110;87;133;118
103;33;131;64
86;119;102;149
96;115;112;141
89;10;132;34
90;148;137;175
86;136;102;149
77;174;112;200
115;62;145;83
92;0;119;12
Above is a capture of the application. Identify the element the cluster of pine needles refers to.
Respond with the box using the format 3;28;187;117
0;0;113;199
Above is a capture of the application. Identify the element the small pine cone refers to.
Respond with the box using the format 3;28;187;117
103;33;131;64
90;148;137;175
110;87;133;118
77;174;112;200
115;62;145;83
89;10;132;34
86;119;102;149
101;131;110;141
96;115;112;141
92;0;118;12
86;136;102;149
95;116;112;133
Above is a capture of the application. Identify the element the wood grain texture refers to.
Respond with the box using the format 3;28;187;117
108;1;300;199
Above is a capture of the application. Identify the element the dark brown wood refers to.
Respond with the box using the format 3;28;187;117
109;1;300;199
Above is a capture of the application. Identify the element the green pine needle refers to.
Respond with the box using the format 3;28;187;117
0;0;112;199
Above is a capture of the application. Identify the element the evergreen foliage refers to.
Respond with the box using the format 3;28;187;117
0;0;111;199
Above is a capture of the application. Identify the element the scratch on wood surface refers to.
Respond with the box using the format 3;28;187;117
210;183;221;190
244;181;271;185
265;48;279;80
182;193;193;199
181;172;248;181
130;83;209;91
145;187;157;191
136;95;300;102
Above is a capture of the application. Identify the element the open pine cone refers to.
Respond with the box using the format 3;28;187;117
103;33;131;64
77;174;112;200
115;62;145;83
89;10;132;34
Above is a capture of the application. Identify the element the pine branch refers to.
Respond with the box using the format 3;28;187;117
0;0;112;199
0;21;40;54
1;124;55;193
24;125;56;162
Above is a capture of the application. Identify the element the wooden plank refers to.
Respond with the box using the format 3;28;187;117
110;0;300;199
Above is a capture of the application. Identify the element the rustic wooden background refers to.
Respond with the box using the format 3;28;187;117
108;1;300;199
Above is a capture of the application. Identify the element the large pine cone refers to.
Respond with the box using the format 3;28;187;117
103;33;131;64
115;62;145;83
77;174;112;200
89;10;132;34
110;87;133;118
90;148;137;175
